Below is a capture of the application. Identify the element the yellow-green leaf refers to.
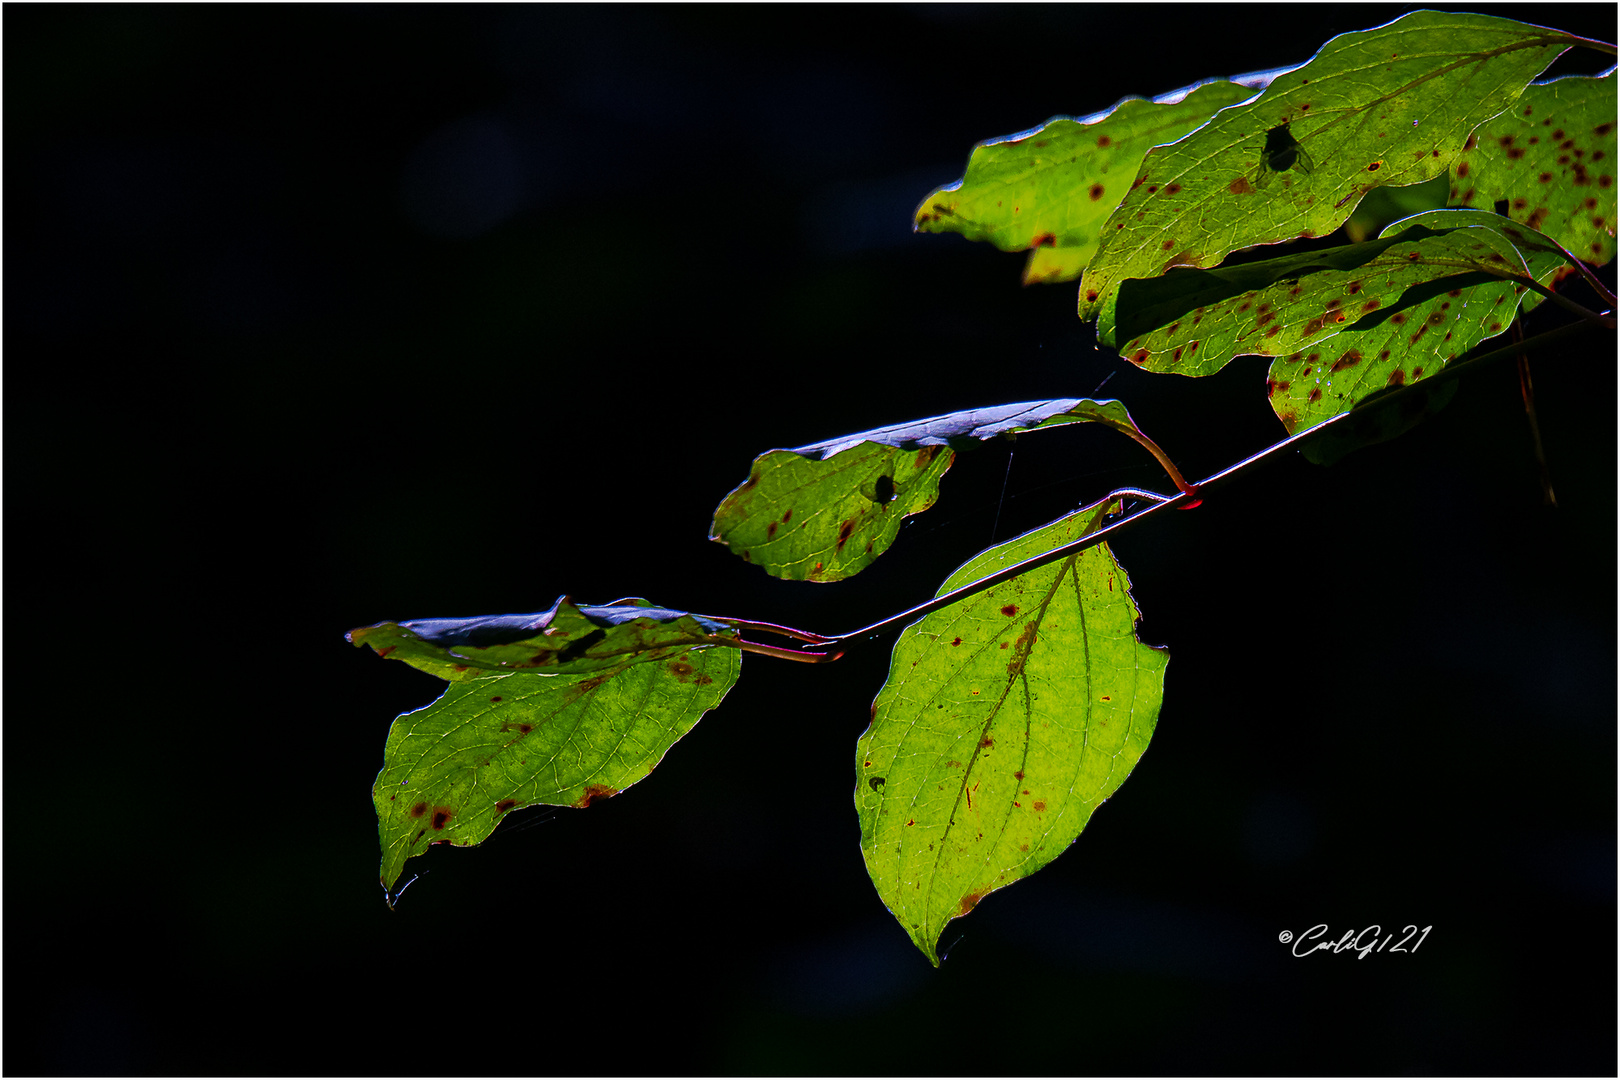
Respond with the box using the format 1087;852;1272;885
1081;11;1580;344
857;499;1167;965
914;80;1258;284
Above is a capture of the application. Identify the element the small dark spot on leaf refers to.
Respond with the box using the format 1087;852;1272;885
1166;182;1182;195
1388;369;1406;386
1391;313;1407;324
951;637;963;646
766;521;777;538
1456;161;1469;178
410;802;428;818
1032;800;1047;813
1097;135;1112;148
1000;604;1018;617
495;799;518;814
1308;388;1322;403
1088;183;1106;200
431;807;452;830
980;736;994;749
1330;350;1362;372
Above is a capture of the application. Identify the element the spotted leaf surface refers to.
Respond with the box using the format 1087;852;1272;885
349;597;736;681
1451;72;1618;266
1080;10;1581;345
1267;210;1568;431
710;399;1149;582
374;646;740;897
1117;211;1565;378
915;80;1258;285
857;500;1167;965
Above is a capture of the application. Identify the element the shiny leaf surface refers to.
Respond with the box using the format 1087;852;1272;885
710;399;1150;581
349;597;736;681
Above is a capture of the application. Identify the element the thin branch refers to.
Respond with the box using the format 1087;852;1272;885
1489;270;1617;329
730;638;845;663
744;316;1607;654
1118;426;1199;498
707;616;834;644
1512;320;1557;507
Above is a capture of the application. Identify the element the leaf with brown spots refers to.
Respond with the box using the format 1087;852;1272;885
1451;72;1617;266
372;645;740;899
914;79;1257;285
1268;208;1568;432
349;597;736;681
710;399;1149;582
856;498;1167;965
1080;10;1583;344
1116;211;1567;389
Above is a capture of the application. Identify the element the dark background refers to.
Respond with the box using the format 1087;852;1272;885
7;4;1615;1075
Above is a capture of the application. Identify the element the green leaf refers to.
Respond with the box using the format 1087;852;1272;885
348;597;737;681
915;80;1259;285
1268;208;1570;431
374;645;740;897
1116;212;1563;376
856;499;1167;965
709;400;1153;581
1112;226;1446;369
1450;72;1618;266
1080;11;1580;344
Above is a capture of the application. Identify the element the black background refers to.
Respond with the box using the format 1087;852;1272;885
7;5;1616;1075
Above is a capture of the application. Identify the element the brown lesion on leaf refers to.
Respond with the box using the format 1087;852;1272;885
574;784;618;809
957;889;989;917
410;802;429;819
431;807;453;830
1308;388;1323;403
495;799;518;815
1229;176;1254;195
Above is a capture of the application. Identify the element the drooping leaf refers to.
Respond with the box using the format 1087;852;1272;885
1080;11;1581;344
1450;72;1618;266
1267;209;1570;431
349;596;736;681
1114;211;1565;378
915;79;1259;285
856;499;1167;965
710;399;1153;582
374;645;740;897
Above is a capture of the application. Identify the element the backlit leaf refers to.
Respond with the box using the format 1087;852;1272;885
1450;72;1618;266
349;597;736;681
374;645;740;897
915;80;1258;284
857;499;1167;964
1268;209;1569;431
1115;212;1564;378
1080;11;1580;344
710;400;1152;581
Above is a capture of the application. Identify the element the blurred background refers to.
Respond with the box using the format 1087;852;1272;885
7;4;1615;1074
